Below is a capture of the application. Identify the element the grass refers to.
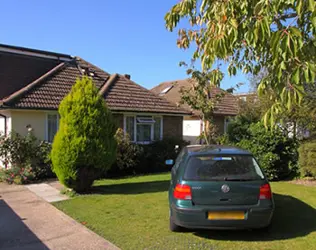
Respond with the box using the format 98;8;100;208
54;173;316;250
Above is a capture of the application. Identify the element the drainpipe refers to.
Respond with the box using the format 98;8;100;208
0;113;7;136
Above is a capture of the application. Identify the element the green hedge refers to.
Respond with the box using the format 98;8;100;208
298;139;316;178
230;122;298;180
105;134;189;178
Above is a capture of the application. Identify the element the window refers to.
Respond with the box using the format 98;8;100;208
159;86;173;95
137;124;151;142
47;114;59;143
124;115;162;143
125;116;135;140
184;155;265;181
153;116;161;141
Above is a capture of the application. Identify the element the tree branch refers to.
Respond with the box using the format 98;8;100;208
276;13;297;20
273;12;297;29
274;12;297;24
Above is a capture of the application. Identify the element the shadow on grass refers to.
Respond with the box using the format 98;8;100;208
194;193;316;241
90;180;170;195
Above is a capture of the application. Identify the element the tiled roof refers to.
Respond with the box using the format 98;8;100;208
2;59;109;109
151;79;238;116
0;49;190;115
104;75;190;114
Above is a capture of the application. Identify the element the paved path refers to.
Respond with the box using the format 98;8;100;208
0;183;119;250
26;183;68;203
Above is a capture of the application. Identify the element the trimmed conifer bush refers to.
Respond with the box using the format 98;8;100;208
51;76;117;192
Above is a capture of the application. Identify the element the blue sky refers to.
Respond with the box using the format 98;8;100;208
1;0;249;92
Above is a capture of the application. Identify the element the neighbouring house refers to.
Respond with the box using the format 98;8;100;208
151;79;238;144
0;44;191;164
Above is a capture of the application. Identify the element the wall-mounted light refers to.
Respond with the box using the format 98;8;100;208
26;124;33;132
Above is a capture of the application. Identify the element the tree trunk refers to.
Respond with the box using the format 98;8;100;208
202;116;210;145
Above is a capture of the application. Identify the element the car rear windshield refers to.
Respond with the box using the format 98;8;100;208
183;155;265;181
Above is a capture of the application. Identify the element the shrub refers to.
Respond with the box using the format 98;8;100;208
298;139;316;178
235;122;298;180
33;141;55;180
0;131;37;168
216;134;230;145
106;128;143;177
105;136;189;177
0;132;54;180
0;164;34;184
227;115;253;144
140;137;190;173
51;76;117;192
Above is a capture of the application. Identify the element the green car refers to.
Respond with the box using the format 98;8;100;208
167;145;274;232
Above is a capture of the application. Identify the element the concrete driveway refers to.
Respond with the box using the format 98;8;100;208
0;183;119;250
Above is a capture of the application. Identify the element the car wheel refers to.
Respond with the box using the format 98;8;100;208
169;216;182;232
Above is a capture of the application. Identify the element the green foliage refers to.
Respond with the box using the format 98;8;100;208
180;69;224;116
60;187;78;198
216;134;230;145
227;116;254;144
179;65;228;144
0;164;34;184
0;132;54;180
33;141;55;179
107;128;143;177
140;137;190;173
197;123;219;145
106;137;189;177
165;0;316;127
234;89;316;139
51;76;117;192
298;139;316;177
235;122;298;180
0;131;37;167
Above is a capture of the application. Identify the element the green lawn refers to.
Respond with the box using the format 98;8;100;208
54;173;316;250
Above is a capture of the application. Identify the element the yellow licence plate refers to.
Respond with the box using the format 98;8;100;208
208;211;245;220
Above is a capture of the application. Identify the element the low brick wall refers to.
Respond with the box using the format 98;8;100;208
163;115;183;139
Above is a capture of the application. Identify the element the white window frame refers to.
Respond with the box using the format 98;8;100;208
45;113;59;143
123;114;163;144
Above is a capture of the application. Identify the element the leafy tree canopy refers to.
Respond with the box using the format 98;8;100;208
165;0;316;126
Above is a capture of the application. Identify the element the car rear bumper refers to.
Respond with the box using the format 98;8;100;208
171;204;274;229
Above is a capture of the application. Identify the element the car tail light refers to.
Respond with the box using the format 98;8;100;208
173;184;192;200
259;183;272;199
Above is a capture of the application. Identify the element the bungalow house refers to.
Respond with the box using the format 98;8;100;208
151;79;238;144
0;44;190;153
